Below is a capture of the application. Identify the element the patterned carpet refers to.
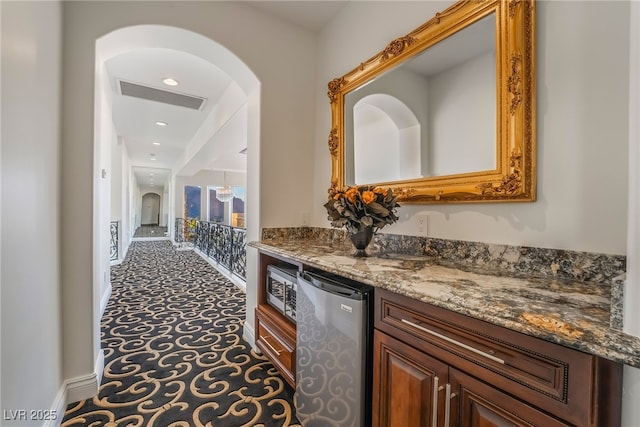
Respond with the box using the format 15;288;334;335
133;225;168;238
62;241;301;427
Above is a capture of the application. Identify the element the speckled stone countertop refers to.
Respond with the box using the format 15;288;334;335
250;235;640;368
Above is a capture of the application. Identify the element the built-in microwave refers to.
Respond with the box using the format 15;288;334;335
266;265;297;323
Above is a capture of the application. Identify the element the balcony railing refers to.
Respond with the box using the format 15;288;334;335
174;218;246;280
110;221;119;261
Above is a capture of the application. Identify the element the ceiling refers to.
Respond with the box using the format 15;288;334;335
106;2;346;189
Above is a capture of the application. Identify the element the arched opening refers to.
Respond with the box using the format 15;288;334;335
140;192;161;225
94;25;261;375
353;94;422;183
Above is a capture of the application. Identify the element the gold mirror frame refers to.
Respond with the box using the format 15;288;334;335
328;0;535;203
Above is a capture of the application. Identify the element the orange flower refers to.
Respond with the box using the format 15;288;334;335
345;187;359;203
373;187;387;196
362;191;376;204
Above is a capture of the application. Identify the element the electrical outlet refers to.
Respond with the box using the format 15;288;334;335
415;214;429;236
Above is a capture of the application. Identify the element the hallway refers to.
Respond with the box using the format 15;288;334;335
133;225;168;238
62;241;300;426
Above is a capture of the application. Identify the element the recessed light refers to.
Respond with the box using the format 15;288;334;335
149;173;154;176
152;142;161;146
163;78;179;86
150;158;157;161
155;121;167;127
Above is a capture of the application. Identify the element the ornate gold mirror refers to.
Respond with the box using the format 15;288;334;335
328;0;535;203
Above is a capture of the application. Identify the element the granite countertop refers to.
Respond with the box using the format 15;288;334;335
250;238;640;368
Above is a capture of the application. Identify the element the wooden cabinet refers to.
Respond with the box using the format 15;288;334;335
373;288;622;427
255;251;300;388
374;330;448;427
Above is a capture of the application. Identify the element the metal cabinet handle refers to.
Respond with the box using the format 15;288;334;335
443;384;457;427
262;335;282;355
432;376;439;427
401;318;505;364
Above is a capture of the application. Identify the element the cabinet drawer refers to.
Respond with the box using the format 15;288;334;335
256;306;296;387
374;289;611;427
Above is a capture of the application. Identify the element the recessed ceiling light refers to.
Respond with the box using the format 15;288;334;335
163;78;179;86
152;142;161;146
149;173;154;176
150;158;157;161
155;121;167;127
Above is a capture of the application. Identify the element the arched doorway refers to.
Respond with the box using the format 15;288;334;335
93;24;261;391
141;193;161;225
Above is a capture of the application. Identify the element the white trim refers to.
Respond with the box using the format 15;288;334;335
44;384;67;427
100;283;112;317
626;0;640;339
622;4;640;427
64;350;104;404
243;322;256;349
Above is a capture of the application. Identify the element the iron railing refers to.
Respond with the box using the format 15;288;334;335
174;218;246;280
110;221;119;261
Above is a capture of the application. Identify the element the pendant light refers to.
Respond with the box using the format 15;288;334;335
216;172;234;203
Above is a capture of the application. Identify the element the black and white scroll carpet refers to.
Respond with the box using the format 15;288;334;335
62;241;301;427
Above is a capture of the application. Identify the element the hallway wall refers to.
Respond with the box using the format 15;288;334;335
314;0;636;424
1;0;65;423
314;1;629;256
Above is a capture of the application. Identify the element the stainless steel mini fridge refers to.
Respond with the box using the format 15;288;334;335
295;271;373;427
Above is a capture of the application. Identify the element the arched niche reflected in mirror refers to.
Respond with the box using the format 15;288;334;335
349;94;422;184
328;0;536;203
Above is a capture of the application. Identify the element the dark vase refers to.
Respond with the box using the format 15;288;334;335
348;227;374;257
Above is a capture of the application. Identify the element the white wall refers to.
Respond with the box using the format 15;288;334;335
315;0;629;256
623;2;640;424
317;0;636;424
1;0;65;423
428;51;496;176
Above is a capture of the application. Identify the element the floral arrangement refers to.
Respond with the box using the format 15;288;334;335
324;185;400;234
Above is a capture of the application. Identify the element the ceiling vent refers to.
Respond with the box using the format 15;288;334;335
118;80;206;110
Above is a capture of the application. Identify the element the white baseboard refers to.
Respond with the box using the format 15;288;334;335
243;322;256;349
100;283;112;317
64;349;104;405
44;384;67;427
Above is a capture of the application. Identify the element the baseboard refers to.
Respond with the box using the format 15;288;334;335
243;322;256;349
64;349;104;404
44;383;67;427
100;283;112;317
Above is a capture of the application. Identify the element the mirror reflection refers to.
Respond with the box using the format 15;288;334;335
344;13;496;186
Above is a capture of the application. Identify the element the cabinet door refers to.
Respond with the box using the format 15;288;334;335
449;368;571;427
373;330;448;427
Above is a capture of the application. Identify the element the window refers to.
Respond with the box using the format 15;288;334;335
184;185;201;219
209;188;224;222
